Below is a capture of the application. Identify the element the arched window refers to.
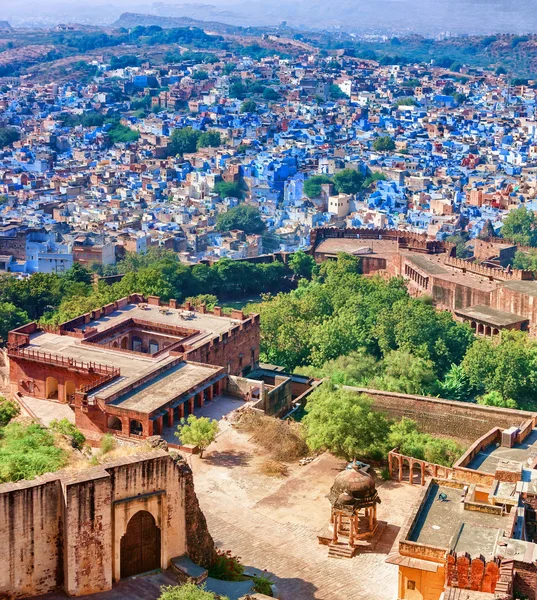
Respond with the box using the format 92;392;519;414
130;419;143;435
148;339;159;354
108;415;122;431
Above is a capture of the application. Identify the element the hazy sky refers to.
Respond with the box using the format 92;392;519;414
1;0;537;33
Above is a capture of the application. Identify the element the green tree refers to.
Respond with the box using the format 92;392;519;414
107;123;139;144
501;206;537;246
375;298;474;377
333;169;365;195
439;364;472;401
197;130;221;149
462;331;537;406
176;415;219;458
263;87;280;101
329;84;348;100
387;417;462;466
288;250;317;280
296;349;379;387
214;181;243;200
303;175;332;198
370;350;438;395
0;302;29;345
240;99;257;113
168;127;202;156
513;249;537;271
159;584;227;600
303;384;391;461
192;70;209;80
477;390;517;409
229;81;247;99
0;397;20;427
373;136;396;152
216;204;265;234
0;127;20;148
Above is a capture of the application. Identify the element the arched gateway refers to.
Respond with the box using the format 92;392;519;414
120;510;161;578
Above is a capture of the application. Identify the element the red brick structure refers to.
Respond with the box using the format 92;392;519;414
8;294;260;440
310;227;537;336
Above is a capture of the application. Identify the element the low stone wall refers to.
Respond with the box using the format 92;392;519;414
344;387;536;443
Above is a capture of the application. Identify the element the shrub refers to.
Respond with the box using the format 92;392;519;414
0;397;20;426
380;467;391;481
238;411;309;461
49;418;86;450
100;433;116;455
158;584;226;600
208;549;244;581
259;458;288;477
0;422;68;482
252;574;273;596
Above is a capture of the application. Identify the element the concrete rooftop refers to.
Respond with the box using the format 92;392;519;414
467;429;537;473
109;362;221;414
408;484;507;556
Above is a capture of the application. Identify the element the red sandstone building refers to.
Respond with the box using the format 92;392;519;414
8;294;260;440
311;227;537;337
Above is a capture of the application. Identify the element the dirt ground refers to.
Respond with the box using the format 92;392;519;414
190;425;423;600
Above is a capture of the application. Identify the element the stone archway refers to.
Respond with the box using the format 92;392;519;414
46;376;58;400
120;510;161;579
64;380;76;403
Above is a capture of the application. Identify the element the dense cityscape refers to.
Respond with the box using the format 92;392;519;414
4;9;537;600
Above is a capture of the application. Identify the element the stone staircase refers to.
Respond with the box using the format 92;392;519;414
170;555;208;584
495;558;514;596
328;542;355;559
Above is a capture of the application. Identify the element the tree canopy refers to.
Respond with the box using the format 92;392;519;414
303;175;332;198
333;169;365;195
373;136;396;152
176;415;219;458
501;206;537;246
216;204;265;234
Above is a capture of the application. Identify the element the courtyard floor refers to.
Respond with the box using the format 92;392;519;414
190;426;423;600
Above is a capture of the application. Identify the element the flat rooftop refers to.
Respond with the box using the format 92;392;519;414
78;303;245;346
408;484;507;557
109;361;221;414
404;253;497;292
314;238;399;258
467;429;537;473
23;303;248;406
455;305;528;327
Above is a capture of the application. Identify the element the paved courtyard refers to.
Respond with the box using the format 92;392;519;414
190;426;423;600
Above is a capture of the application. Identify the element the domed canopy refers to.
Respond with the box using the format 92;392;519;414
328;467;380;511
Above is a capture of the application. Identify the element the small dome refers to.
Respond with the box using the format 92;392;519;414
328;467;379;509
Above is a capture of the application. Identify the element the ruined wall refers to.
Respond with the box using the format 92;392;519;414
0;451;214;599
0;476;63;598
345;387;536;443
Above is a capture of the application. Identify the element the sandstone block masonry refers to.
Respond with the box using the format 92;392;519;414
0;451;215;599
345;387;537;444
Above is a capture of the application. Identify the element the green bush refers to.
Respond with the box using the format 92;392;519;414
252;574;273;595
0;423;68;483
158;584;226;600
0;397;20;427
49;418;86;450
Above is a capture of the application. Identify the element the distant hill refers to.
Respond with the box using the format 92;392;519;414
0;21;13;31
111;12;244;34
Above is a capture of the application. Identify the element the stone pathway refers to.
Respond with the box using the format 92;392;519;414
193;429;422;600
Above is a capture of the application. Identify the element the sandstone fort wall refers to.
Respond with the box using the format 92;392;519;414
344;387;536;443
